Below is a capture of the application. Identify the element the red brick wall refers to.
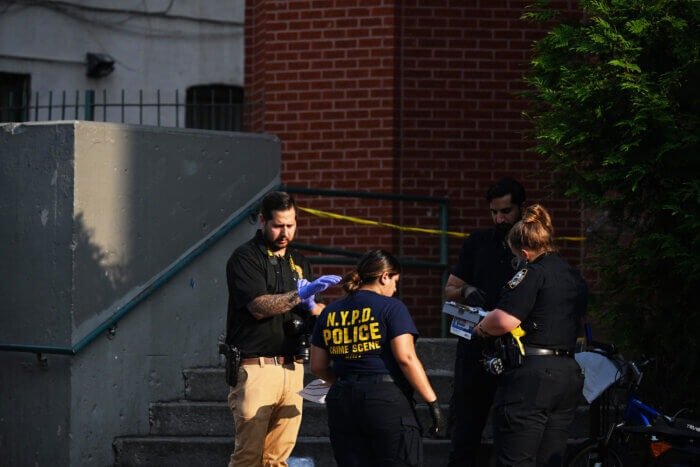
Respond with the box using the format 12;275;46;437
244;0;403;307
245;0;584;336
394;1;583;334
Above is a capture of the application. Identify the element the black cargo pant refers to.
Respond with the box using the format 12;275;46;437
448;337;498;466
492;356;585;467
326;375;422;467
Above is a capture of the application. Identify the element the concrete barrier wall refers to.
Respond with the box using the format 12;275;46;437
0;123;76;346
0;122;280;466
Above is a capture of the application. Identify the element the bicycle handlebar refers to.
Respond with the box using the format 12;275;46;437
584;323;617;355
584;323;655;388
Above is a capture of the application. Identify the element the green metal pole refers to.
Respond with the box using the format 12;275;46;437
210;88;215;129
22;90;28;121
228;88;233;130
175;89;179;128
84;90;94;121
440;201;450;337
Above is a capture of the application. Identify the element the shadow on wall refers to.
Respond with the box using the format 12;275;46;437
73;211;128;321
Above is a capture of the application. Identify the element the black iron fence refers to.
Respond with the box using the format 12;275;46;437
0;88;264;132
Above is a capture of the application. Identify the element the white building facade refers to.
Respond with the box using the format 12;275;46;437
0;0;247;130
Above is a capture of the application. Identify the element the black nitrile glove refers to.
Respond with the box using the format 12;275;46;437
427;399;446;438
461;285;487;308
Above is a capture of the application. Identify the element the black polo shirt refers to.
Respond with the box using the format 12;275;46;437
452;227;517;310
496;252;587;352
225;230;315;357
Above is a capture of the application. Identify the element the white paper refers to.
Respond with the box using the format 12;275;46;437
574;351;623;403
450;317;475;340
442;301;488;324
298;378;330;404
444;301;489;340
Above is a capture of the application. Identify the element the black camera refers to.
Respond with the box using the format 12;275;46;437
284;315;316;363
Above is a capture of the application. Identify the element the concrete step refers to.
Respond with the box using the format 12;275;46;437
184;338;457;401
113;434;590;467
149;399;591;440
184;366;454;403
150;400;451;438
113;435;452;467
416;337;457;372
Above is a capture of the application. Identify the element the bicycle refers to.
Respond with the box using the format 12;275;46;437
567;326;700;466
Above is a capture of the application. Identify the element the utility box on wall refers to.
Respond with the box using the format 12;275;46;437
0;121;280;466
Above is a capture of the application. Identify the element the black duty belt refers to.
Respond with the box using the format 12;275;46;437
337;374;395;383
240;355;299;365
523;346;573;357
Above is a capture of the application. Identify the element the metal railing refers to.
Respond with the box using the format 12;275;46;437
281;186;451;336
0;186;451;360
0;89;264;131
0;202;261;358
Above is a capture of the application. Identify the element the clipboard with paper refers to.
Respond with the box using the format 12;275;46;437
442;301;489;340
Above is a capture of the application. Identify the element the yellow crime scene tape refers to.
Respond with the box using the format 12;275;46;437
298;206;586;242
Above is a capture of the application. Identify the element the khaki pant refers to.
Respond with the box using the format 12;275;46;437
228;360;304;467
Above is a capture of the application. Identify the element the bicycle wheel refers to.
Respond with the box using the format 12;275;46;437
567;440;625;467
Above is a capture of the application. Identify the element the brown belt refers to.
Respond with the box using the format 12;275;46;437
240;356;298;365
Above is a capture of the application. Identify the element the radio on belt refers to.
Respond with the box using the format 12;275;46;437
442;301;489;340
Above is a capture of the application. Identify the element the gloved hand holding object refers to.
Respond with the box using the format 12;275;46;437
427;399;446;438
296;279;316;311
298;275;342;303
460;285;487;308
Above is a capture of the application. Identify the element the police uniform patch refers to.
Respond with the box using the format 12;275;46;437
508;269;528;289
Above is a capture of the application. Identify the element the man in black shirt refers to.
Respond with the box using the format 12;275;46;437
225;191;340;466
444;178;526;466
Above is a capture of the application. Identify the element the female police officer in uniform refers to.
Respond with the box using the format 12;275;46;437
309;249;444;466
474;205;586;467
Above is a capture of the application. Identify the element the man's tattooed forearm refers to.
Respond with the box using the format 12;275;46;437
248;291;300;319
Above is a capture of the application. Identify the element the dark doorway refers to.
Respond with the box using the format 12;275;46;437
0;72;30;122
186;85;244;132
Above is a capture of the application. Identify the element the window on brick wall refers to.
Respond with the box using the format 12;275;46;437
0;72;30;123
185;85;244;132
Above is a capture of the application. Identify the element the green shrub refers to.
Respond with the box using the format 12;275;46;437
523;0;700;410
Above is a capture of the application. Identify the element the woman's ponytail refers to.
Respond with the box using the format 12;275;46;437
342;249;400;294
342;270;363;294
507;204;555;253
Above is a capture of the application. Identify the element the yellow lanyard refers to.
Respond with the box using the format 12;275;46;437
267;249;304;280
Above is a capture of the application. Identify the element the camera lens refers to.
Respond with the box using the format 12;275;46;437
296;346;310;363
295;334;310;363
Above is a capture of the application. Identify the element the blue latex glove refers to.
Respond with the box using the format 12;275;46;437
297;275;342;303
297;279;316;311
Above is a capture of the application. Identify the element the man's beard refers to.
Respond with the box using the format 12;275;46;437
263;230;290;251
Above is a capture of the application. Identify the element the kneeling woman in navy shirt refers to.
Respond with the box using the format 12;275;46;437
310;249;444;467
